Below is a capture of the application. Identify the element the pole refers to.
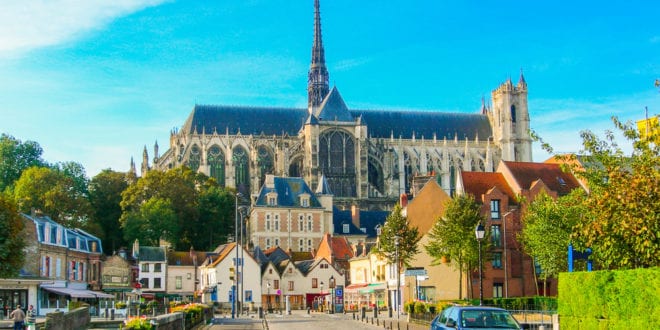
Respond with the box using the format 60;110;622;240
394;236;400;320
503;212;509;298
478;239;483;306
233;193;240;318
239;209;244;315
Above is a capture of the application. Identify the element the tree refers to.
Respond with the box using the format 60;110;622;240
0;134;47;192
375;204;421;268
13;166;92;229
0;193;25;277
541;117;660;269
89;169;130;254
425;194;485;299
120;167;235;250
518;190;586;294
122;197;178;246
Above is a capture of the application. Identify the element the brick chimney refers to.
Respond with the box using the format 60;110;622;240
351;205;360;230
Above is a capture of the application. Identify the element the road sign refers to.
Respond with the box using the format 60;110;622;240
405;268;427;276
335;285;343;298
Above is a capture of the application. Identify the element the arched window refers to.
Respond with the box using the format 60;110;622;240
188;145;201;172
289;156;303;177
233;146;250;196
207;145;225;187
511;105;517;123
257;146;274;187
319;130;356;197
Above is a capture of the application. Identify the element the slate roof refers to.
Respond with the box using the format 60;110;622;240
254;177;323;208
460;171;517;203
180;105;491;140
167;251;210;266
138;246;166;262
502;161;581;196
333;207;389;238
315;87;354;122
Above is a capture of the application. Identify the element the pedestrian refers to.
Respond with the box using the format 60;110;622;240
9;305;25;330
26;305;36;330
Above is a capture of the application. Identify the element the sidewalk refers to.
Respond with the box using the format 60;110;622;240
347;311;428;330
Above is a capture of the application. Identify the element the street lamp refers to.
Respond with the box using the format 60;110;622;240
320;281;324;312
233;192;242;319
475;223;486;306
502;211;514;298
329;275;335;314
394;235;400;320
267;281;271;313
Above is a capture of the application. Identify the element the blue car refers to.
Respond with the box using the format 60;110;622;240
430;306;521;329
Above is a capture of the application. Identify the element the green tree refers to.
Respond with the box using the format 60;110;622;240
518;190;586;294
425;194;485;299
0;134;47;192
89;169;130;253
122;197;177;246
13;166;92;228
120;167;235;250
374;204;421;268
195;186;236;249
0;193;25;277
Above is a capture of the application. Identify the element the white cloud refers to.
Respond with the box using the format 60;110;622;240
0;0;167;56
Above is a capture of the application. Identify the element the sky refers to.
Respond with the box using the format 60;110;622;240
1;0;659;178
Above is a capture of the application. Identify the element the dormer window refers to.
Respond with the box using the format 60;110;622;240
266;192;278;206
299;193;311;207
343;224;350;234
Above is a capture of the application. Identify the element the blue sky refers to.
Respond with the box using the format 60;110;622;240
1;0;658;177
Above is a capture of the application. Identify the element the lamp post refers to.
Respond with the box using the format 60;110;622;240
267;282;271;313
394;235;400;320
475;223;486;306
502;211;513;298
320;281;324;312
190;247;198;302
329;275;335;314
233;192;242;319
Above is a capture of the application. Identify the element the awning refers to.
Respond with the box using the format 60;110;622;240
359;283;387;294
345;283;368;291
42;287;115;299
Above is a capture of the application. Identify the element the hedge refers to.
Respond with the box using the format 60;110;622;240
558;267;660;329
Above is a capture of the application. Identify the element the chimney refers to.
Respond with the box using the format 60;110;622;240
351;205;360;230
400;193;408;208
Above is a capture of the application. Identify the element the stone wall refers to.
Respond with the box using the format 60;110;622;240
43;307;90;330
150;312;184;330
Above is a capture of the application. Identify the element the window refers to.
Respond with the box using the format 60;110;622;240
299;239;304;251
43;256;51;277
298;215;304;231
154;278;161;289
288;281;294;291
175;276;182;289
187;273;192;279
274;238;280;246
510;105;516;123
268;197;276;206
491;225;501;247
274;280;279;290
493;283;504;298
490;200;501;219
302;198;309;207
154;264;162;272
141;278;149;288
266;214;271;231
274;214;280;231
312;278;318;288
71;261;77;280
343;224;350;234
307;239;312;251
266;238;271;249
492;252;502;269
307;216;313;231
142;263;149;272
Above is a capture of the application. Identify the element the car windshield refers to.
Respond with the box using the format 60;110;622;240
459;309;520;329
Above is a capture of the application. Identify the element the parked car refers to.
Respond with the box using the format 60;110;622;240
430;306;521;329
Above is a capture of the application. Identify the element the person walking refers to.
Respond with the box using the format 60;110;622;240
9;305;25;330
26;305;36;330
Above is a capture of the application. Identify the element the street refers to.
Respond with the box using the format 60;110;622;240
205;310;427;330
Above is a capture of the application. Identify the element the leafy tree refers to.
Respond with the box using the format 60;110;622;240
53;161;89;198
0;193;25;277
540;117;660;269
195;186;236;249
123;197;177;246
375;204;421;268
425;194;485;299
13;166;92;228
518;190;586;294
120;167;235;250
89;169;130;253
0;134;47;192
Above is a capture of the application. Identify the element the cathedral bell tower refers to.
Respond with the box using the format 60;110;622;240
490;71;532;162
307;0;329;112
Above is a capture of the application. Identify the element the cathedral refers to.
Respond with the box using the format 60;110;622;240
139;0;532;211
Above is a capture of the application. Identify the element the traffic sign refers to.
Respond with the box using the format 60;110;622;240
405;268;427;276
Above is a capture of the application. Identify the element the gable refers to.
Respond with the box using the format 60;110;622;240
407;180;452;235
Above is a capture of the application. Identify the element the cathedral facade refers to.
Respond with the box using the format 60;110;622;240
143;0;532;210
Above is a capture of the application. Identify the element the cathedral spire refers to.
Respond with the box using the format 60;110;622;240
308;0;329;112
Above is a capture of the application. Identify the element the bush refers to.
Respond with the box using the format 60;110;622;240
115;302;127;309
124;316;152;330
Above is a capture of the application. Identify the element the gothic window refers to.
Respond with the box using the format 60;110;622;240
511;105;517;123
404;152;416;194
289;155;303;178
188;145;201;172
233;146;250;196
257;146;274;187
208;145;225;187
319;130;356;197
368;159;384;197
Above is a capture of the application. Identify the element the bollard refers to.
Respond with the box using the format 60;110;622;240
105;308;109;319
258;307;263;319
110;309;115;321
377;319;379;326
374;305;378;318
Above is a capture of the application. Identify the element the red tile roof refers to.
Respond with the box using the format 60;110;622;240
461;171;516;202
502;161;581;196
